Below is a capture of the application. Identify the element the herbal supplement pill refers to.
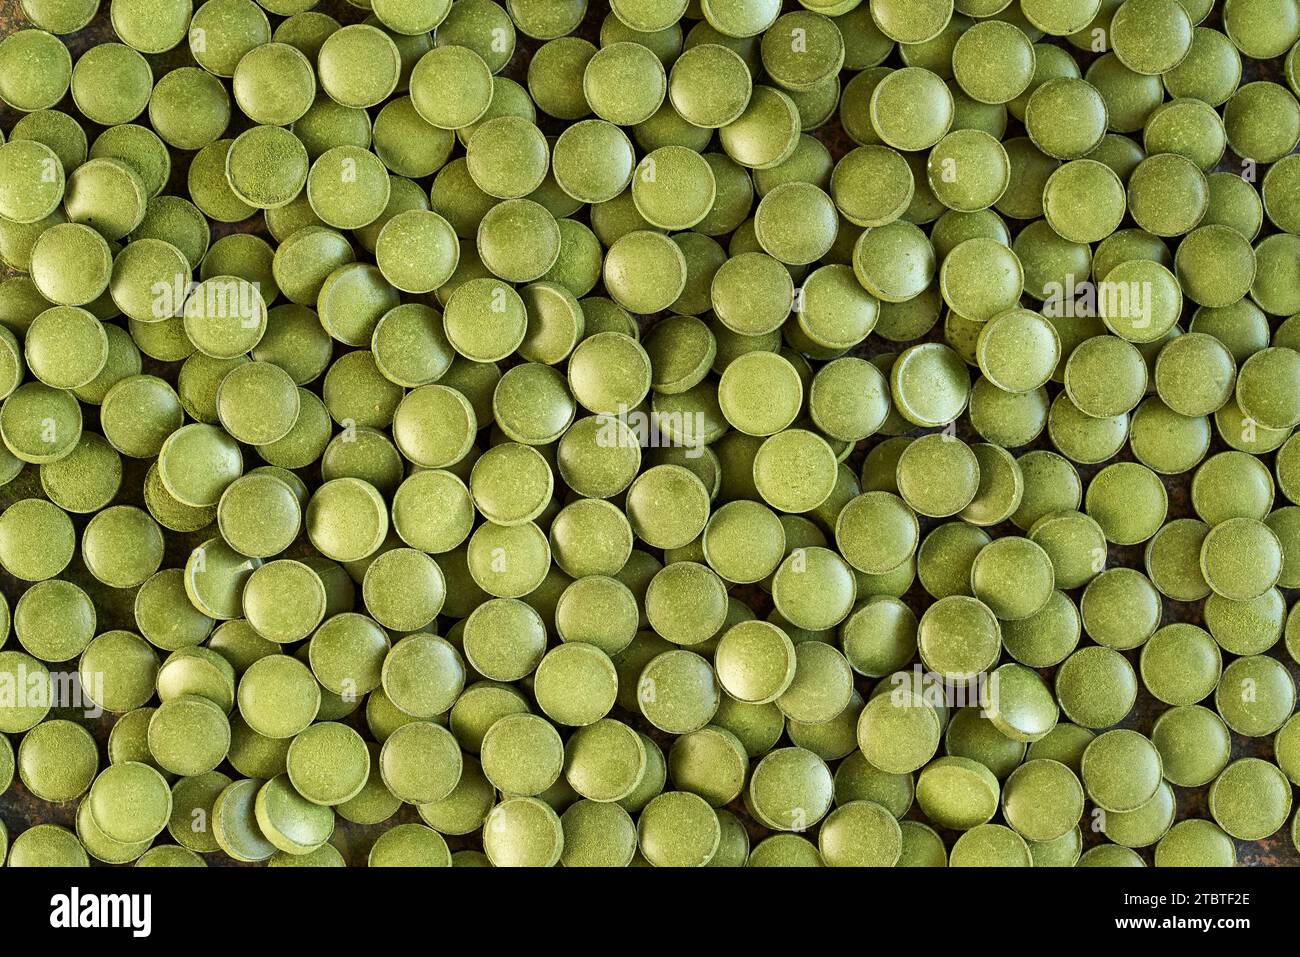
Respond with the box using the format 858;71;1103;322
836;491;919;575
644;561;726;646
252;773;334;855
856;686;943;775
1137;624;1221;708
1081;729;1163;814
156;646;234;711
715;83;799;170
166;771;229;854
916;756;1000;830
15;578;95;662
1155;819;1237;867
148;694;231;776
0;29;72;112
21;0;99;34
148;68;231;154
29;223;112;307
69;43;151;128
1000;757;1084;843
895;434;979;518
1056;645;1138;728
1209;758;1292;840
378;720;462;805
948;822;1031;867
473;795;558;867
382;635;464;719
670;43;753;131
1215;655;1296;737
306;148;391;233
7;824;89;867
807;799;900;867
561;718;646;804
241;560;325;643
1200;517;1283;600
1150;704;1231;788
230;43;314;128
951;21;1035;106
237;654;320;739
89;761;172;844
554;799;635;867
18;719;98;803
0;498;74;581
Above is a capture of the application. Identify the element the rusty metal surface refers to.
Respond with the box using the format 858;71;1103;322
1;0;1297;866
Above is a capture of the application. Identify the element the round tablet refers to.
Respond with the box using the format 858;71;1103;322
15;579;95;662
916;754;1000;831
1235;347;1300;434
1215;654;1296;737
1055;645;1138;728
478;796;561;867
30;223;112;307
18;719;98;803
1209;758;1293;841
480;712;562;797
854;682;944;775
950;17;1038;104
380;721;463;805
1155;819;1237;867
1139;623;1222;707
896;434;980;518
1149;703;1231;789
237;654;320;739
382;634;465;720
372;209;459;295
408;42;495;132
89;762;172;844
148;695;231;776
1200;517;1283;601
0;498;74;581
1081;729;1162;813
250;773;333;856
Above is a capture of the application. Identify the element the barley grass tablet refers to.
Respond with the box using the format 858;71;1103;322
1109;0;1194;75
366;822;451;866
0;29;72;113
14;579;95;662
89;761;172;845
1042;160;1126;247
38;433;120;516
916;755;999;830
1215;654;1295;737
1155;819;1236;867
18;719;98;803
1210;758;1292;841
21;0;99;33
7;824;89;867
1082;729;1163;813
0;498;74;581
1148;703;1231;789
1025;510;1106;593
5;0;1299;870
1055;645;1138;729
69;42;151;128
378;633;464;721
147;693;231;776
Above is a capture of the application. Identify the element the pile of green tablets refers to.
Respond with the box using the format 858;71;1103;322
0;0;1298;869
